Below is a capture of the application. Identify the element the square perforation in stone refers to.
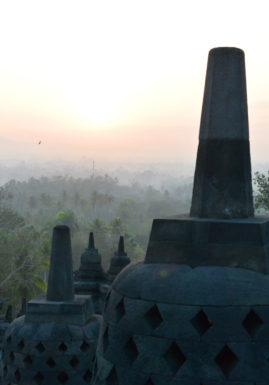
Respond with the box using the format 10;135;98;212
242;309;264;338
46;357;56;368
144;304;163;330
144;378;154;385
190;309;213;336
69;356;79;368
123;337;139;365
215;344;239;378
83;369;92;383
34;371;45;384
58;342;68;353
35;342;45;353
24;355;33;365
80;341;90;352
58;372;69;384
15;369;21;382
163;342;186;375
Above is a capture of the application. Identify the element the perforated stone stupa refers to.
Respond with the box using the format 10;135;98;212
2;225;101;385
92;47;269;385
107;236;130;282
74;232;108;314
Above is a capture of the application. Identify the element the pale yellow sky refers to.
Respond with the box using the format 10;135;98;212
1;0;269;163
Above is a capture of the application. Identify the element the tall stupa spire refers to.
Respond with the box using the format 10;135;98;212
46;225;74;301
190;47;253;219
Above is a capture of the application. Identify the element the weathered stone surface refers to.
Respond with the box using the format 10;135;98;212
113;262;269;306
2;225;101;385
145;216;269;273
190;47;253;219
92;47;269;385
47;225;74;302
107;236;131;282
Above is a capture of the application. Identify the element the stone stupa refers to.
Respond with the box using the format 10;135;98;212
74;232;108;314
92;47;269;385
107;236;130;282
2;225;101;385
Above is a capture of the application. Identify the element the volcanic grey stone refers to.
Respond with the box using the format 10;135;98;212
2;225;101;385
47;225;74;301
190;47;253;219
107;236;131;282
92;47;269;385
145;215;269;273
74;232;108;315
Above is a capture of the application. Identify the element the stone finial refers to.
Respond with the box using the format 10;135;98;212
107;236;130;282
5;305;13;323
46;225;74;301
17;297;26;318
89;231;95;248
118;236;126;256
190;47;254;219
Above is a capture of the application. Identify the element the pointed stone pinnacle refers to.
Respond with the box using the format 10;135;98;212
190;47;254;219
118;236;126;256
107;236;130;282
17;297;27;317
89;232;95;248
46;225;74;302
5;305;13;323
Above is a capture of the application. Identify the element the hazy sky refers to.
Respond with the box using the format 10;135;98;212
1;0;269;164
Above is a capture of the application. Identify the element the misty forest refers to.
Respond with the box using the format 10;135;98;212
0;168;268;314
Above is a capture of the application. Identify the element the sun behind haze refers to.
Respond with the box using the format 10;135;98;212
0;0;269;164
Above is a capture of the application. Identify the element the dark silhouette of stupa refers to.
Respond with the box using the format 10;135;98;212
2;225;101;385
92;48;269;385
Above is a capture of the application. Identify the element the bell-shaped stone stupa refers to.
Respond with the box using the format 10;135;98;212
92;48;269;385
74;232;108;314
3;225;101;385
107;236;130;282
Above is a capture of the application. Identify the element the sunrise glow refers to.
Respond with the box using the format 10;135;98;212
1;0;269;163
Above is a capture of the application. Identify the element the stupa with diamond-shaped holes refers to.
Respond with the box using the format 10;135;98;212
2;225;101;385
92;47;269;385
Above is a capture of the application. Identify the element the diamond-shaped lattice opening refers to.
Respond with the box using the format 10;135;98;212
46;357;56;368
191;309;213;336
123;337;138;365
144;378;154;385
15;369;21;381
164;342;186;375
69;356;79;368
115;298;125;322
9;352;15;362
106;366;118;385
58;342;68;353
34;372;45;384
36;342;45;353
24;355;33;365
144;304;163;330
103;327;109;353
215;345;239;378
58;372;69;384
17;339;25;350
242;309;263;338
83;369;92;383
80;341;90;352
